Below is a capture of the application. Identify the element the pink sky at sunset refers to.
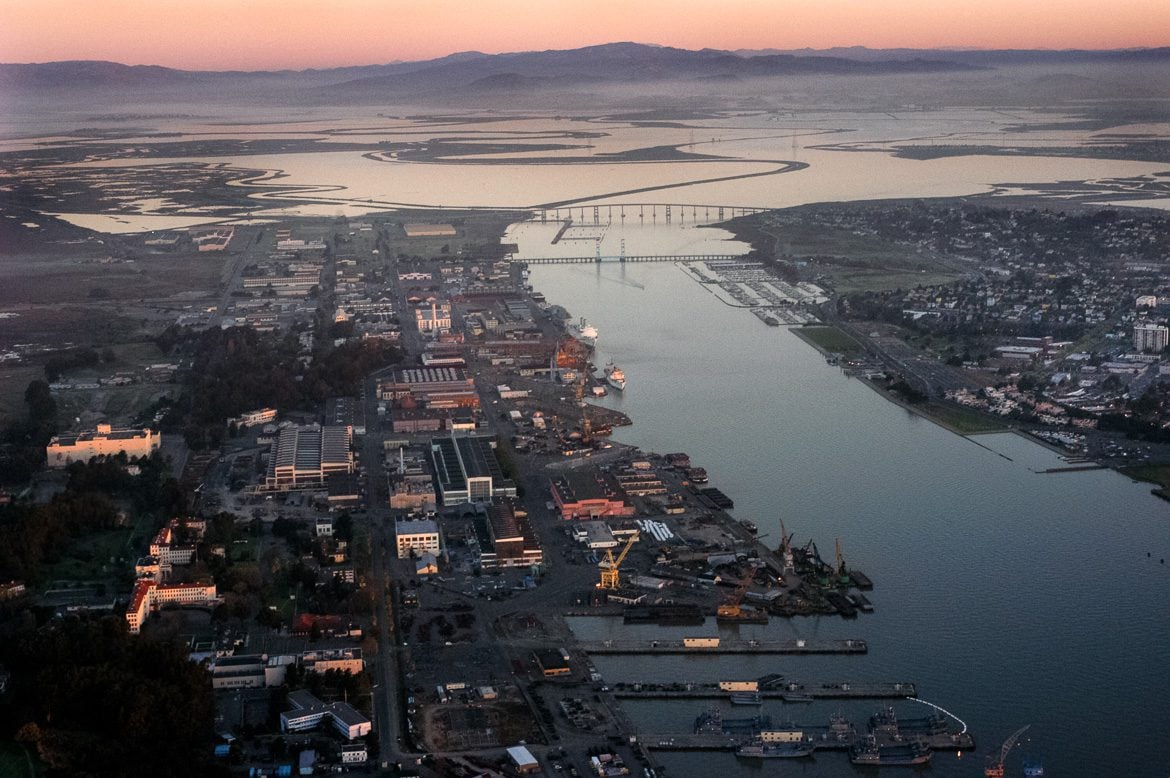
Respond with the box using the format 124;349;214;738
2;0;1168;70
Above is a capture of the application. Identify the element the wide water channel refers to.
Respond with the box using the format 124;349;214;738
527;237;1170;776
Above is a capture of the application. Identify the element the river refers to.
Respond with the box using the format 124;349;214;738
526;249;1170;776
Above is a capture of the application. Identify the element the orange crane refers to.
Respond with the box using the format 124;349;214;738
985;724;1030;777
598;534;637;589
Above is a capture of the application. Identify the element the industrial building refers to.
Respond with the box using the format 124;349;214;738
378;367;479;409
474;500;544;569
403;222;456;237
550;470;635;520
429;435;517;506
265;425;354;489
45;423;161;468
395;517;441;559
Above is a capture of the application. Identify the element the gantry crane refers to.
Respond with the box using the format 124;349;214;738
985;724;1030;778
598;534;638;589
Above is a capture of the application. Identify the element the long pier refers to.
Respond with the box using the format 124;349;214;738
533;203;767;225
518;253;741;265
641;728;974;753
577;637;866;654
612;681;915;700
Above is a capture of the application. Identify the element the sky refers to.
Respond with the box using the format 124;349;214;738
2;0;1168;71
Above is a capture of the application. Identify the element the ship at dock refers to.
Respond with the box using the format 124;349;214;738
570;317;598;347
605;362;627;391
849;735;932;766
735;740;815;759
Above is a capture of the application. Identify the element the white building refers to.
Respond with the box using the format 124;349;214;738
281;690;371;740
1134;322;1169;353
46;424;160;468
1136;295;1159;308
396;518;440;559
340;744;367;764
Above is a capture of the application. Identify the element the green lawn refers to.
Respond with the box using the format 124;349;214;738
1121;464;1170;492
920;401;1011;435
794;326;864;355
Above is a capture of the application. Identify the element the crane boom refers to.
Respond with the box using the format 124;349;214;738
598;533;638;589
984;724;1030;777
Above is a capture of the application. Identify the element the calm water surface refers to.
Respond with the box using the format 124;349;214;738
528;251;1170;777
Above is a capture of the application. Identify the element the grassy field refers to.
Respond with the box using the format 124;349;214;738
828;270;962;295
1121;464;1170;494
919;400;1012;435
794;326;864;355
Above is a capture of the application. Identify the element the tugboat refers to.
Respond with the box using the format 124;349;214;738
605;362;626;391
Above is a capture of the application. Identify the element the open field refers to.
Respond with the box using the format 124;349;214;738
827;270;962;295
793;325;863;355
918;400;1012;435
1121;464;1170;499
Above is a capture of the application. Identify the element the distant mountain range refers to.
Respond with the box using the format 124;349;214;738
2;41;1166;104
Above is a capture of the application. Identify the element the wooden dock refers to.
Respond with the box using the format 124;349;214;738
577;637;867;655
612;680;915;700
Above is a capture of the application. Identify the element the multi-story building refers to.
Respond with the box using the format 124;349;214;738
265;425;353;489
46;424;160;468
281;689;371;740
301;648;364;675
125;580;219;634
208;654;293;689
395;518;440;559
1133;322;1169;353
429;434;516;506
415;301;452;334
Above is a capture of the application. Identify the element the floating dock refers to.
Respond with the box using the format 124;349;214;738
577;638;866;655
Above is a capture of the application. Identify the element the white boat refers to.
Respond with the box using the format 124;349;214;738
570;317;598;347
605;363;626;391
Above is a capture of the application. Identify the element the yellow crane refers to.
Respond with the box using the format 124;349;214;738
716;567;754;620
598;534;638;589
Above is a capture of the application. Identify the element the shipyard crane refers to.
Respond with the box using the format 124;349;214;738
835;538;851;586
598;534;638;589
716;566;755;620
575;372;593;442
984;724;1030;778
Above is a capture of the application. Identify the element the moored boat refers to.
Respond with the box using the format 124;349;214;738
605;362;626;391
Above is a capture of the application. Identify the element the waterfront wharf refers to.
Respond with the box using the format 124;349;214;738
612;680;916;700
518;253;741;265
577;637;866;654
641;726;973;753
